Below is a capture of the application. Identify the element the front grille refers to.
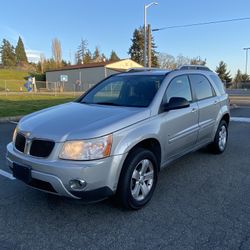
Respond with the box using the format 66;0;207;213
30;139;55;157
14;133;55;158
15;133;26;152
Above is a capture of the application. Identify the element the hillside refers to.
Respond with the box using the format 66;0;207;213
0;69;29;80
0;69;29;91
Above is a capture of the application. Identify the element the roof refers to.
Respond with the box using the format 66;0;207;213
46;59;143;73
46;61;115;72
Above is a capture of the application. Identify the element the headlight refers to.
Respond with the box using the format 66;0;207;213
12;127;17;143
59;134;112;160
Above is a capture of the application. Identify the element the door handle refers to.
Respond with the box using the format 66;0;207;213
191;108;197;112
214;100;218;105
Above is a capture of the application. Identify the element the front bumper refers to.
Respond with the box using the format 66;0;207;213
6;143;127;201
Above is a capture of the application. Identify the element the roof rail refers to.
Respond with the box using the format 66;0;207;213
127;67;165;72
178;65;212;71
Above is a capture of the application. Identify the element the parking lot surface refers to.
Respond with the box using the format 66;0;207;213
0;107;250;249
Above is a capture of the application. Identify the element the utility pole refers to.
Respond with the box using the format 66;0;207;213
243;47;250;75
144;2;158;67
147;24;152;68
144;4;147;67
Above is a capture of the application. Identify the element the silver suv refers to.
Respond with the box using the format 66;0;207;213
6;66;230;209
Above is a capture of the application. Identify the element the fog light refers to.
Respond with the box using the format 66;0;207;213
69;179;87;190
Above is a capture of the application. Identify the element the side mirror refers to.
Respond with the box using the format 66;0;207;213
163;97;190;111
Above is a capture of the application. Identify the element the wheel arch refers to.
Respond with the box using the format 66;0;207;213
221;113;230;125
123;138;161;172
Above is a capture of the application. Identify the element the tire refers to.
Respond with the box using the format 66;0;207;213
209;120;228;154
116;148;158;210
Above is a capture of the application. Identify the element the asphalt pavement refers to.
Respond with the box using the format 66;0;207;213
0;108;250;249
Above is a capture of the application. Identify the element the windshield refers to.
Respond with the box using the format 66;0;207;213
79;74;165;107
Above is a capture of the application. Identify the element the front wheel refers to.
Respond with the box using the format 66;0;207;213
209;120;228;154
116;148;158;210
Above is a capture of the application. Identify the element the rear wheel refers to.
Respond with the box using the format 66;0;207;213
116;148;158;210
209;120;228;154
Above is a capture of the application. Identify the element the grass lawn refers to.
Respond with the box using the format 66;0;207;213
0;69;30;92
0;69;29;80
0;94;76;117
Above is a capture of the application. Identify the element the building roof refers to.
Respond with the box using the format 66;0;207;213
46;61;114;72
46;59;143;73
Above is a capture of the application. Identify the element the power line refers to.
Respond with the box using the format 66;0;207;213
152;17;250;31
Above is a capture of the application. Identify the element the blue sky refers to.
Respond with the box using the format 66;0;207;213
0;0;250;76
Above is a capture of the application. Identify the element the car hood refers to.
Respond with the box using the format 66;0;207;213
18;102;150;142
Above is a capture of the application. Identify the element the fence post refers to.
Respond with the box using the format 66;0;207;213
5;80;7;96
54;82;56;96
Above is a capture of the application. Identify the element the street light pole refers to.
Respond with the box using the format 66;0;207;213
144;2;158;67
243;47;250;75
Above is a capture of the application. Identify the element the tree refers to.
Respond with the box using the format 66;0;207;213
241;73;250;82
158;53;176;69
233;69;243;88
109;50;120;61
234;69;242;83
128;28;144;65
15;36;28;64
38;53;45;73
175;54;191;67
128;26;158;67
83;50;92;64
92;47;101;62
75;51;82;65
215;61;232;83
101;53;107;62
76;39;88;64
190;57;206;65
0;39;16;67
51;38;62;67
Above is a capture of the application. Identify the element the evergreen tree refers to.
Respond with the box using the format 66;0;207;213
92;47;101;62
0;39;16;67
15;36;28;64
101;53;107;62
83;50;92;64
109;50;120;61
75;51;82;65
241;73;250;82
128;26;158;67
234;69;243;88
234;69;242;83
215;61;232;83
128;28;144;65
76;39;88;64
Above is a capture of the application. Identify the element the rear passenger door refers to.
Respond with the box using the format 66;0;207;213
189;74;220;144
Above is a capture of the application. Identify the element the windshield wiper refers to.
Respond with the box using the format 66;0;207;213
94;102;123;106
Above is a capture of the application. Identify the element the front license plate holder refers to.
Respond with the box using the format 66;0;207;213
13;163;32;184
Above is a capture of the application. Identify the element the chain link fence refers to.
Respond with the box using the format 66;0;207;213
0;79;96;96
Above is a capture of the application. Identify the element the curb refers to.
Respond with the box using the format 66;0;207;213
0;116;23;124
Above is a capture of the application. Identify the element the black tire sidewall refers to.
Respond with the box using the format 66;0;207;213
214;120;228;153
117;148;158;209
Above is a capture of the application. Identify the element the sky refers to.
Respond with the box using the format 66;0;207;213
0;0;250;76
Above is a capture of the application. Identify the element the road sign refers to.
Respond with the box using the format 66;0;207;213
60;75;68;82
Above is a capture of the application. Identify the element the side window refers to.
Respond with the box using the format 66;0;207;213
189;74;214;100
163;75;192;103
209;74;226;95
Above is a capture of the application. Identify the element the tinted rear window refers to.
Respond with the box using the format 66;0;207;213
209;74;226;95
189;74;214;100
